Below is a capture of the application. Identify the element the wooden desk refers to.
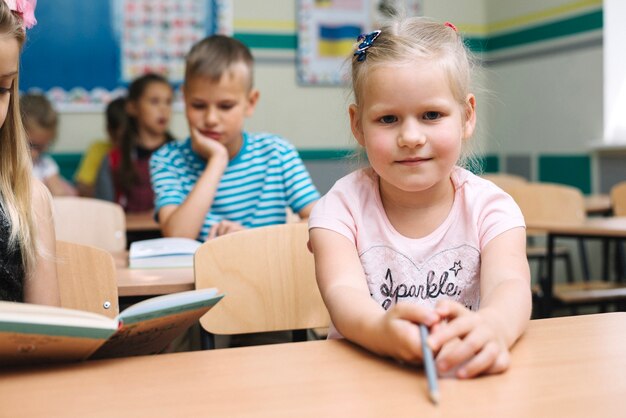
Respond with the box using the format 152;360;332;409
528;217;626;315
113;252;194;297
1;313;625;417
125;211;159;232
585;194;612;215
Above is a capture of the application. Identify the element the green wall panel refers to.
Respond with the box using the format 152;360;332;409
538;154;591;194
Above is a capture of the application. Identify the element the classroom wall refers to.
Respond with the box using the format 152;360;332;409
53;0;487;153
49;0;611;194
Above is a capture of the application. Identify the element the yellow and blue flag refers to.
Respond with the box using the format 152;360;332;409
318;24;362;58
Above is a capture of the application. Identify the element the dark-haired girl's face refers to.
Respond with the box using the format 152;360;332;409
130;81;173;140
0;36;19;131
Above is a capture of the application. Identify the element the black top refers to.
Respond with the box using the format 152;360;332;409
0;206;25;302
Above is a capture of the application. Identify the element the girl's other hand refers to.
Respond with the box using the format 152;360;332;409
190;126;229;161
427;300;510;379
374;302;440;364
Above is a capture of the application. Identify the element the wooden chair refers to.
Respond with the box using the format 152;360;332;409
480;173;527;193
506;182;578;288
194;223;330;345
53;197;126;253
610;181;626;278
610;181;626;216
510;183;626;314
56;240;119;318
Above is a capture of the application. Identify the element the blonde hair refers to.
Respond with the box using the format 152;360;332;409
350;17;480;170
185;35;254;91
0;2;37;274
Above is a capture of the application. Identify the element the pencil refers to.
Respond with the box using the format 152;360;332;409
419;324;440;405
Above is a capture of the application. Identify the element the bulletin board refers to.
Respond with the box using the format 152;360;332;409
297;0;422;86
20;0;232;112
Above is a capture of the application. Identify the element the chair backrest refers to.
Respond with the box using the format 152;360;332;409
508;182;586;224
610;181;626;216
194;223;330;335
480;173;528;193
56;240;119;318
53;197;126;252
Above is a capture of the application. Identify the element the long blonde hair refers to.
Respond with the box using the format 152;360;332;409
0;2;36;274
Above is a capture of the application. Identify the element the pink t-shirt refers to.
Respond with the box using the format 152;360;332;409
309;166;525;338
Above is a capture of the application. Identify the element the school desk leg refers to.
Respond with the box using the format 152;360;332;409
200;329;215;350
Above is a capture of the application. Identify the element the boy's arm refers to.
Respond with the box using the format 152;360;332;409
157;153;229;239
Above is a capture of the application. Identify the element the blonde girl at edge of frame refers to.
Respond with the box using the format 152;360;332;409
0;0;60;305
308;17;531;379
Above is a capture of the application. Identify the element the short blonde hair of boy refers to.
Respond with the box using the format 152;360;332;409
185;35;254;91
0;2;36;274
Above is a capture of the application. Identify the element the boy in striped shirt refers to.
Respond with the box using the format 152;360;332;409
150;35;319;241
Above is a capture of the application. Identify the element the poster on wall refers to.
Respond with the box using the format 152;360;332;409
115;0;232;85
23;0;232;112
297;0;423;86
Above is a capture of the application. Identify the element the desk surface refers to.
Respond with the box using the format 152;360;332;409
125;211;160;232
1;313;625;417
113;252;194;297
527;216;626;238
584;194;612;215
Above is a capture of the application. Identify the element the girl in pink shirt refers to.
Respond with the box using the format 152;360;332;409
308;17;531;379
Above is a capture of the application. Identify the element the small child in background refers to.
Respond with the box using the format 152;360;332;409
96;73;174;212
0;0;59;305
21;93;77;196
150;35;320;241
308;17;531;379
74;97;127;197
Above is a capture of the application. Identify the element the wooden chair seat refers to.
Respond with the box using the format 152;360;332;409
56;240;119;318
195;223;330;337
53;197;126;253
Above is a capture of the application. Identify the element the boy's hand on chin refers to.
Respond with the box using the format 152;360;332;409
190;127;228;161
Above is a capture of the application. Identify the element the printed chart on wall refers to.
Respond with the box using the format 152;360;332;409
297;0;422;86
20;0;232;112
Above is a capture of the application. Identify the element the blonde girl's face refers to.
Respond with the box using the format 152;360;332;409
350;61;476;200
0;36;19;131
129;81;174;138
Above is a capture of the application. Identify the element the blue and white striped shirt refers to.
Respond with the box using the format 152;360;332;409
150;132;320;241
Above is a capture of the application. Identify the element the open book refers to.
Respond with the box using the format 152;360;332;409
129;237;201;269
0;288;223;367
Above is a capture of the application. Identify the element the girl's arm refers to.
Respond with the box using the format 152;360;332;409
310;228;439;363
23;180;61;306
43;174;77;197
428;227;531;378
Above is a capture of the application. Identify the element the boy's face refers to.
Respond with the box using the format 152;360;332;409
26;122;56;162
183;64;259;158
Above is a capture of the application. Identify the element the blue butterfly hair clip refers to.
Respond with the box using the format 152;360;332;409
354;30;381;62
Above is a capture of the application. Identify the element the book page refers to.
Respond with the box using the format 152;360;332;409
0;333;109;367
90;305;216;359
117;288;222;324
0;301;117;367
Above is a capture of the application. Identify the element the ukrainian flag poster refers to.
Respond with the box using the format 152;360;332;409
297;0;422;85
